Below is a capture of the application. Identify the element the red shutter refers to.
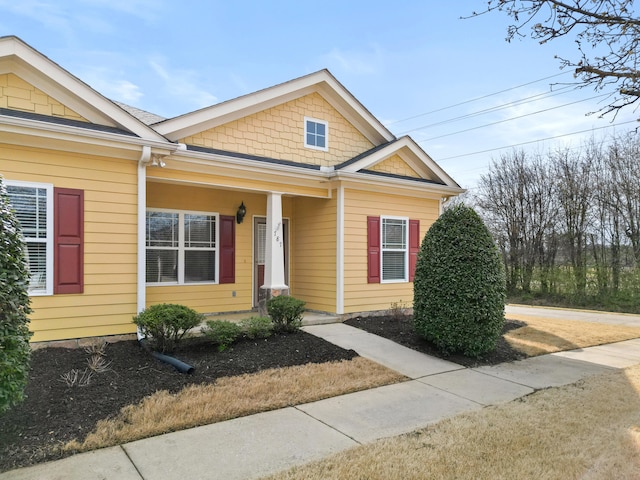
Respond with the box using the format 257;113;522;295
367;216;380;283
54;188;84;294
409;219;420;282
219;215;235;284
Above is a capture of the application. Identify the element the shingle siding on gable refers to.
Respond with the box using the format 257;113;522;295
180;92;375;168
0;73;88;122
369;154;421;178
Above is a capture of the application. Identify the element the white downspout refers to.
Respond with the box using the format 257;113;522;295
137;146;151;341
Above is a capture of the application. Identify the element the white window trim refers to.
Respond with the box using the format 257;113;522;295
146;208;220;286
5;180;54;296
304;116;329;151
380;215;409;284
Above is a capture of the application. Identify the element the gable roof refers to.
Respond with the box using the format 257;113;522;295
0;36;168;143
335;136;460;188
154;69;396;146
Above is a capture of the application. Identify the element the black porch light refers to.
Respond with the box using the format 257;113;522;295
236;201;247;224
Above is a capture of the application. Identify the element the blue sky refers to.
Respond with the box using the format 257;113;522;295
1;0;637;189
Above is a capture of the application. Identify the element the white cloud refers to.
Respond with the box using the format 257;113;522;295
320;46;384;75
77;0;165;23
149;57;218;110
80;66;143;104
0;1;74;37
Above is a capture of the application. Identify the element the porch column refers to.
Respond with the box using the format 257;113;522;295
260;192;289;313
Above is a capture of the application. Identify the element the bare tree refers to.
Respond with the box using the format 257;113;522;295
472;0;640;118
552;145;594;296
608;132;640;265
476;149;558;293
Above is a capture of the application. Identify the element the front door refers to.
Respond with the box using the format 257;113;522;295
254;217;289;308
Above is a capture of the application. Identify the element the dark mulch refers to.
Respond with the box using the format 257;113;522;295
345;315;528;367
0;331;357;473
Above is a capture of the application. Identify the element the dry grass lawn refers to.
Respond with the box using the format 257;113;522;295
64;357;404;452
64;314;640;465
266;364;640;480
506;316;640;356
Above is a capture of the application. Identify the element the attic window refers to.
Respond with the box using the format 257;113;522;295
304;117;328;151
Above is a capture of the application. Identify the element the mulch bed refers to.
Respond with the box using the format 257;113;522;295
345;316;528;367
0;331;357;473
0;316;528;473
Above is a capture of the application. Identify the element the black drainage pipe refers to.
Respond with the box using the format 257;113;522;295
139;339;195;374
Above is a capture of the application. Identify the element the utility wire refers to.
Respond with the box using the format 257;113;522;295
397;85;574;135
385;71;571;126
418;92;610;142
434;119;638;162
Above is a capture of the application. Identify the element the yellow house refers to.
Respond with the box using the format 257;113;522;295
0;36;463;342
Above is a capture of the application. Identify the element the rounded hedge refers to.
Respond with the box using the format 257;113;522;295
133;303;203;353
0;177;33;414
413;204;506;357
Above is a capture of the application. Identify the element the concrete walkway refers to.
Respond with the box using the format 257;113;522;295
3;309;640;480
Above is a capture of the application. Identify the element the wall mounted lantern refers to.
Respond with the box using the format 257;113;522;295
236;201;247;224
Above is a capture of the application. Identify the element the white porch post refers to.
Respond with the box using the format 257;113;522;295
260;192;289;312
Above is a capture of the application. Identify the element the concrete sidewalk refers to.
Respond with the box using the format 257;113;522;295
3;321;640;480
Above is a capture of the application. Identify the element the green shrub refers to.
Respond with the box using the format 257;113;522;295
133;303;203;353
239;316;273;339
267;295;305;332
203;320;243;351
413;204;506;357
0;176;33;414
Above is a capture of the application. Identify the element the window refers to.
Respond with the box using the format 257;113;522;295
6;181;54;295
146;209;218;284
367;216;420;284
381;217;408;282
304;117;328;150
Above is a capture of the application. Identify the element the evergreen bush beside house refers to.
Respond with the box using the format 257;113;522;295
0;176;33;414
413;204;506;357
267;295;305;332
133;303;203;353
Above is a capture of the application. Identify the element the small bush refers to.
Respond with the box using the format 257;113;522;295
239;316;273;339
0;176;33;413
413;204;506;358
133;304;204;353
203;320;243;351
267;295;305;332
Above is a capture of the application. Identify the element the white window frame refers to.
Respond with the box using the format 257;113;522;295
5;180;54;296
146;208;219;286
380;215;409;283
304;116;328;151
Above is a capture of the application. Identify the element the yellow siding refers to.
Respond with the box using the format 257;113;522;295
343;188;440;314
145;182;294;313
291;194;337;312
369;154;421;178
1;144;138;342
181;93;374;168
0;73;88;121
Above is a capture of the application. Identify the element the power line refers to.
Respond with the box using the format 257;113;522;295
418;92;610;142
433;119;638;162
397;85;575;135
385;71;571;126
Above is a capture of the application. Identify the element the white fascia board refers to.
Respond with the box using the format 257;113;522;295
176;148;332;179
0;38;167;142
340;136;461;189
154;70;394;145
0;114;175;157
334;171;465;198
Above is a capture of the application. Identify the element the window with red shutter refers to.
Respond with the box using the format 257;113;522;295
54;188;84;294
367;216;381;283
409;219;420;282
219;215;235;284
